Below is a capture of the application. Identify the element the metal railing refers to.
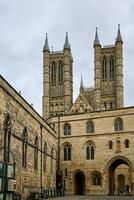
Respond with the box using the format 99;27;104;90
27;188;65;199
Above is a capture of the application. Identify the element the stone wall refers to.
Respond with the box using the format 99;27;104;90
0;76;57;197
51;108;134;195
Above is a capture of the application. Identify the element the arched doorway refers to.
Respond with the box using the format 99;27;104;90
74;171;85;195
118;174;125;192
108;156;132;195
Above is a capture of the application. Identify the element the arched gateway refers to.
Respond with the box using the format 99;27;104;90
74;170;85;195
107;156;133;195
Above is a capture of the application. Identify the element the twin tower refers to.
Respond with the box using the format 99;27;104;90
42;25;124;118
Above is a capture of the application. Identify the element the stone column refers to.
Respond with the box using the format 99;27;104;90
94;44;101;110
63;48;72;113
42;50;50;118
115;41;124;108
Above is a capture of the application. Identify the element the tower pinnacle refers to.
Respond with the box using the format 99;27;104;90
116;24;123;43
94;27;101;47
80;75;84;93
63;32;70;50
43;33;50;52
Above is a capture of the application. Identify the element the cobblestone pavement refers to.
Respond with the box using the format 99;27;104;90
48;195;134;200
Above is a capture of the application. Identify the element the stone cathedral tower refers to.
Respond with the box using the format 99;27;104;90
42;25;124;118
42;33;73;118
94;25;124;111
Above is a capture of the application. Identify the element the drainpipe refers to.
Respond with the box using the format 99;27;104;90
56;115;62;190
40;125;43;197
58;116;60;172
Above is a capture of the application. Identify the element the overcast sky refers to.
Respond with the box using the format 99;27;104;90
0;0;134;115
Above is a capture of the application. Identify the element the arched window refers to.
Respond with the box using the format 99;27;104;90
51;62;56;84
64;144;71;161
110;57;115;80
34;136;38;170
58;61;63;83
102;57;107;79
86;143;94;160
114;117;123;131
86;121;94;133
108;140;113;149
43;142;47;172
3;113;12;162
124;139;129;148
91;171;102;186
64;123;71;135
22;127;28;168
50;147;54;174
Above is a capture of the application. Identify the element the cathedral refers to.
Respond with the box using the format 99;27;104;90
0;25;134;198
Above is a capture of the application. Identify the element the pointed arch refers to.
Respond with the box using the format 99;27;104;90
74;169;86;194
102;57;107;79
91;170;102;186
108;140;113;150
86;120;94;134
63;143;71;161
110;57;115;80
86;143;94;160
64;123;71;135
124;139;129;148
51;61;56;84
105;155;133;195
83;140;96;149
79;105;84;113
58;60;63;83
114;117;123;131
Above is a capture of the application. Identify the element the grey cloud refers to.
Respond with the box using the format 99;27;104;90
0;0;134;114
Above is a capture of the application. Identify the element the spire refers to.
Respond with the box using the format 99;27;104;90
80;75;84;93
63;32;70;50
43;33;50;52
80;75;84;88
94;27;101;47
116;24;123;43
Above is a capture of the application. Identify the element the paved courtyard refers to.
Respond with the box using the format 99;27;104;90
48;195;134;200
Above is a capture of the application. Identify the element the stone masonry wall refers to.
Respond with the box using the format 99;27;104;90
51;108;134;195
0;76;57;197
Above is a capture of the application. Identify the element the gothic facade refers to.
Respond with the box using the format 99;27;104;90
42;25;124;118
0;25;134;197
42;33;73;118
43;25;134;195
